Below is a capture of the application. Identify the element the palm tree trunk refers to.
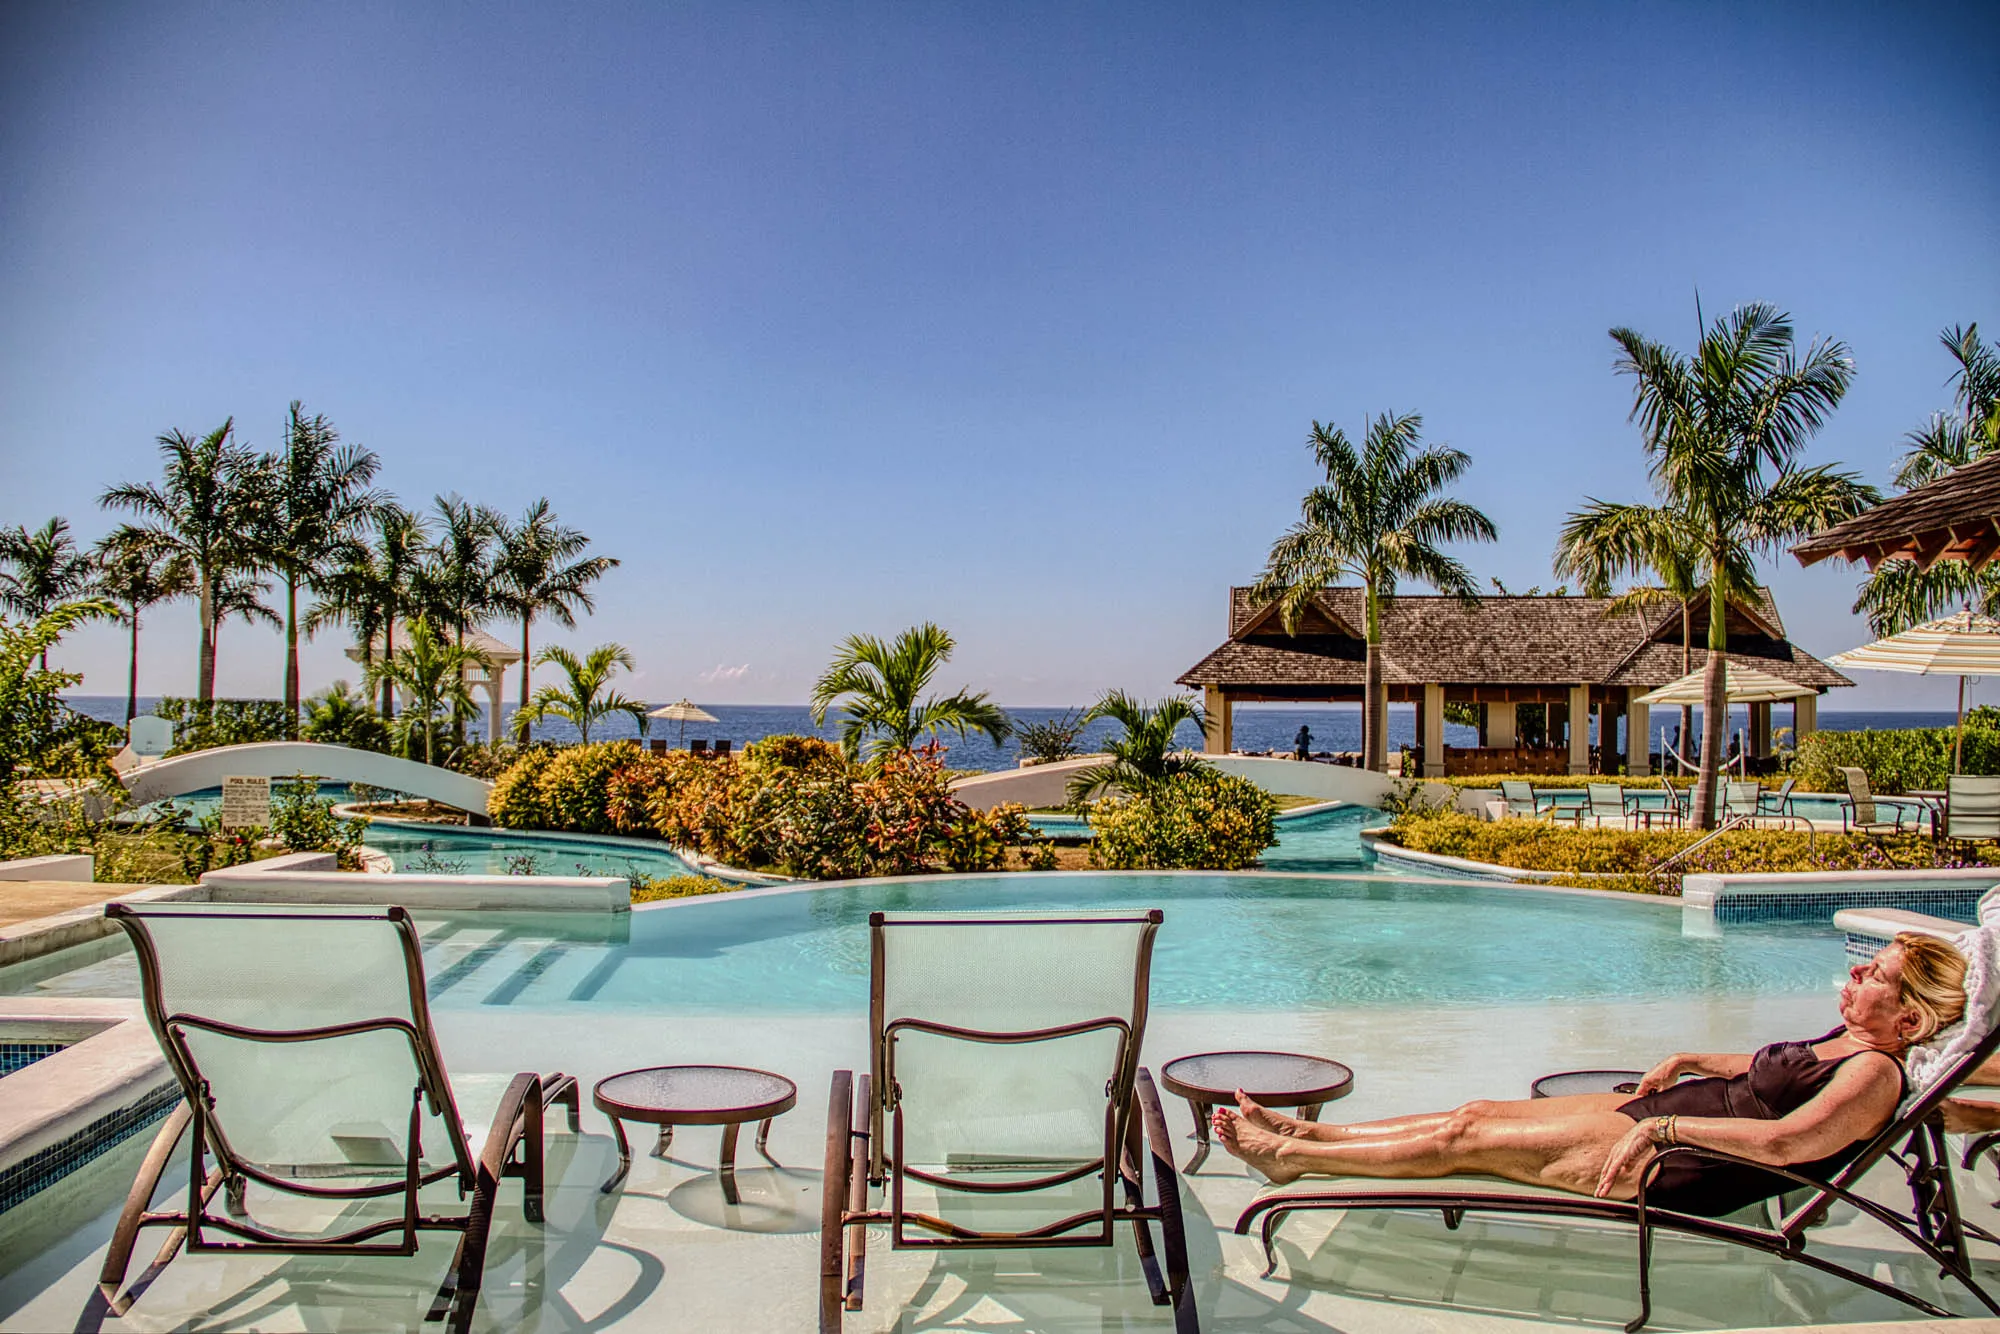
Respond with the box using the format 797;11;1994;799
1364;582;1387;773
381;617;396;719
284;575;300;739
1691;577;1728;831
126;606;141;725
518;616;532;742
452;619;468;751
197;572;216;704
1679;600;1693;776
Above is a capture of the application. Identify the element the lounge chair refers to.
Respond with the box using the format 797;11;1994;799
712;738;732;758
1234;999;2000;1331
1722;781;1762;822
1756;778;1797;820
95;903;581;1333
1840;768;1917;850
1945;775;2000;853
1499;780;1543;819
649;739;669;756
1580;782;1630;828
819;909;1196;1332
690;738;710;756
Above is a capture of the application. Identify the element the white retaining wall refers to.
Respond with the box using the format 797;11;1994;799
0;855;93;882
200;851;626;912
123;741;493;817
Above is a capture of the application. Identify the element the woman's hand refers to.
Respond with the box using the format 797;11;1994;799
1595;1119;1660;1198
1634;1055;1686;1096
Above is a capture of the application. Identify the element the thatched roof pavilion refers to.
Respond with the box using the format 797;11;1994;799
1176;587;1850;777
1792;454;2000;571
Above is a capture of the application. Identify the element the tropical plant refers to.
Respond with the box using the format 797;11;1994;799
310;502;429;718
410;495;504;748
155;697;294;754
100;421;265;701
91;526;193;723
1554;501;1707;771
1852;324;2000;635
302;680;389;751
269;775;368;867
493;499;618;740
1012;708;1089;763
1088;768;1278;870
513;642;648;744
809;622;1010;764
1065;691;1209;804
1600;303;1875;826
0;601;117;787
0;518;102;669
253;402;384;735
362;618;492;765
1250;412;1497;772
207;565;282;687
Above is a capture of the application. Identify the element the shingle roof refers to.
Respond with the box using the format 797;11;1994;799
1792;454;2000;570
1177;588;1850;692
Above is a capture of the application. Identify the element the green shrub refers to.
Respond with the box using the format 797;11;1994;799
1013;710;1089;763
157;698;294;754
741;733;848;774
533;742;643;835
488;747;555;828
1089;769;1278;870
269;776;368;868
1791;725;2000;794
631;874;742;902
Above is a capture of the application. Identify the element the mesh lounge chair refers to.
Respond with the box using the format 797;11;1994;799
1581;782;1631;828
1722;781;1763;822
1840;768;1918;857
95;903;581;1333
712;738;732;758
1234;1005;2000;1332
820;910;1196;1332
1756;778;1797;820
1945;775;2000;852
1499;780;1543;819
689;738;710;756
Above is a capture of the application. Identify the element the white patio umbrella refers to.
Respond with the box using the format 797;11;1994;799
648;698;719;743
1828;611;2000;774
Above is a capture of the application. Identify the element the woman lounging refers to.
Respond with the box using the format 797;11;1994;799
1214;934;1968;1217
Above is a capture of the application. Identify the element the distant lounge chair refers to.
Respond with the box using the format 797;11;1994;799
94;903;580;1333
1234;986;2000;1331
1723;781;1762;822
712;738;732;758
1840;766;1917;839
649;739;669;756
1945;775;2000;852
690;738;710;756
819;909;1196;1332
1757;778;1797;819
1499;780;1543;819
1581;782;1630;828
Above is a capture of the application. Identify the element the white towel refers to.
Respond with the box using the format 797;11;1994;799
1900;886;2000;1116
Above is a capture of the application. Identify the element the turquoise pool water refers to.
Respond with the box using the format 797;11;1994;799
1;873;1843;1013
362;824;698;880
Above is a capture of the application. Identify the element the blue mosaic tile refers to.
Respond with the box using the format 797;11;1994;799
0;1041;66;1077
0;1082;181;1216
1713;887;1985;925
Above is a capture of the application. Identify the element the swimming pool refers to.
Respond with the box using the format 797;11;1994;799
361;823;699;880
0;873;1844;1013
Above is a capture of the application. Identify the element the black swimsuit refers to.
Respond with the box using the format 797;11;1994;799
1615;1027;1903;1217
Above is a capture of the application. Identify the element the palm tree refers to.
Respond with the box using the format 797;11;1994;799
1250;413;1497;773
308;502;429;719
363;618;491;766
513;643;648;744
254;402;384;736
1604;303;1876;827
1853;324;2000;635
0;518;101;669
1065;691;1208;804
100;421;263;702
208;566;281;682
1553;504;1707;771
493;500;619;741
410;495;503;749
809;622;1011;765
92;526;193;724
0;600;115;788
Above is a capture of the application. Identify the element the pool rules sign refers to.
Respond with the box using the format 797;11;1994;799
219;776;271;830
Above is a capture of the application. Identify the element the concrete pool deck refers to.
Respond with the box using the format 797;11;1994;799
5;993;2000;1331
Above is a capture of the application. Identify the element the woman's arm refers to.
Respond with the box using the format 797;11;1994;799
1597;1052;1902;1196
1634;1049;1752;1093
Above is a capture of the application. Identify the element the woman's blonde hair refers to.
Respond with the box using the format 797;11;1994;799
1894;932;1969;1044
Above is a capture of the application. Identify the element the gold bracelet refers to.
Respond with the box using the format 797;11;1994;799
1664;1115;1679;1146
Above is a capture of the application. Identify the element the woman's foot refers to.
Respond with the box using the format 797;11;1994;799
1230;1090;1309;1137
1214;1109;1309;1185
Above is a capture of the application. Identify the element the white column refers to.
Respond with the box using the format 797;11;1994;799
1568;684;1591;775
1486;702;1517;749
486;678;502;744
1422;683;1446;778
1794;692;1817;740
1627;697;1651;776
1203;686;1232;754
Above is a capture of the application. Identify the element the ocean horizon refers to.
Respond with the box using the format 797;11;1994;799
61;695;1967;775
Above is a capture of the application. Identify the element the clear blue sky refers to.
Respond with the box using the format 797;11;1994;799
4;3;1997;710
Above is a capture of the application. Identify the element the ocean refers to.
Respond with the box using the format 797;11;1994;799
61;696;1966;774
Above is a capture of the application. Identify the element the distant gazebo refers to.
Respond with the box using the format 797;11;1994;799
345;623;523;744
1176;587;1850;777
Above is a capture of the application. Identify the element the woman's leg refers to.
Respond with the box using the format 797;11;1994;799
1216;1096;1641;1196
1231;1089;1632;1143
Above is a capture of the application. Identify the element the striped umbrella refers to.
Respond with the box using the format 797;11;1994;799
1633;663;1817;708
1828;611;2000;773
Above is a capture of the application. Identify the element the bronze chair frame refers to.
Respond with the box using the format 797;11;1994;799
96;903;581;1334
820;909;1197;1332
1236;1017;2000;1332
